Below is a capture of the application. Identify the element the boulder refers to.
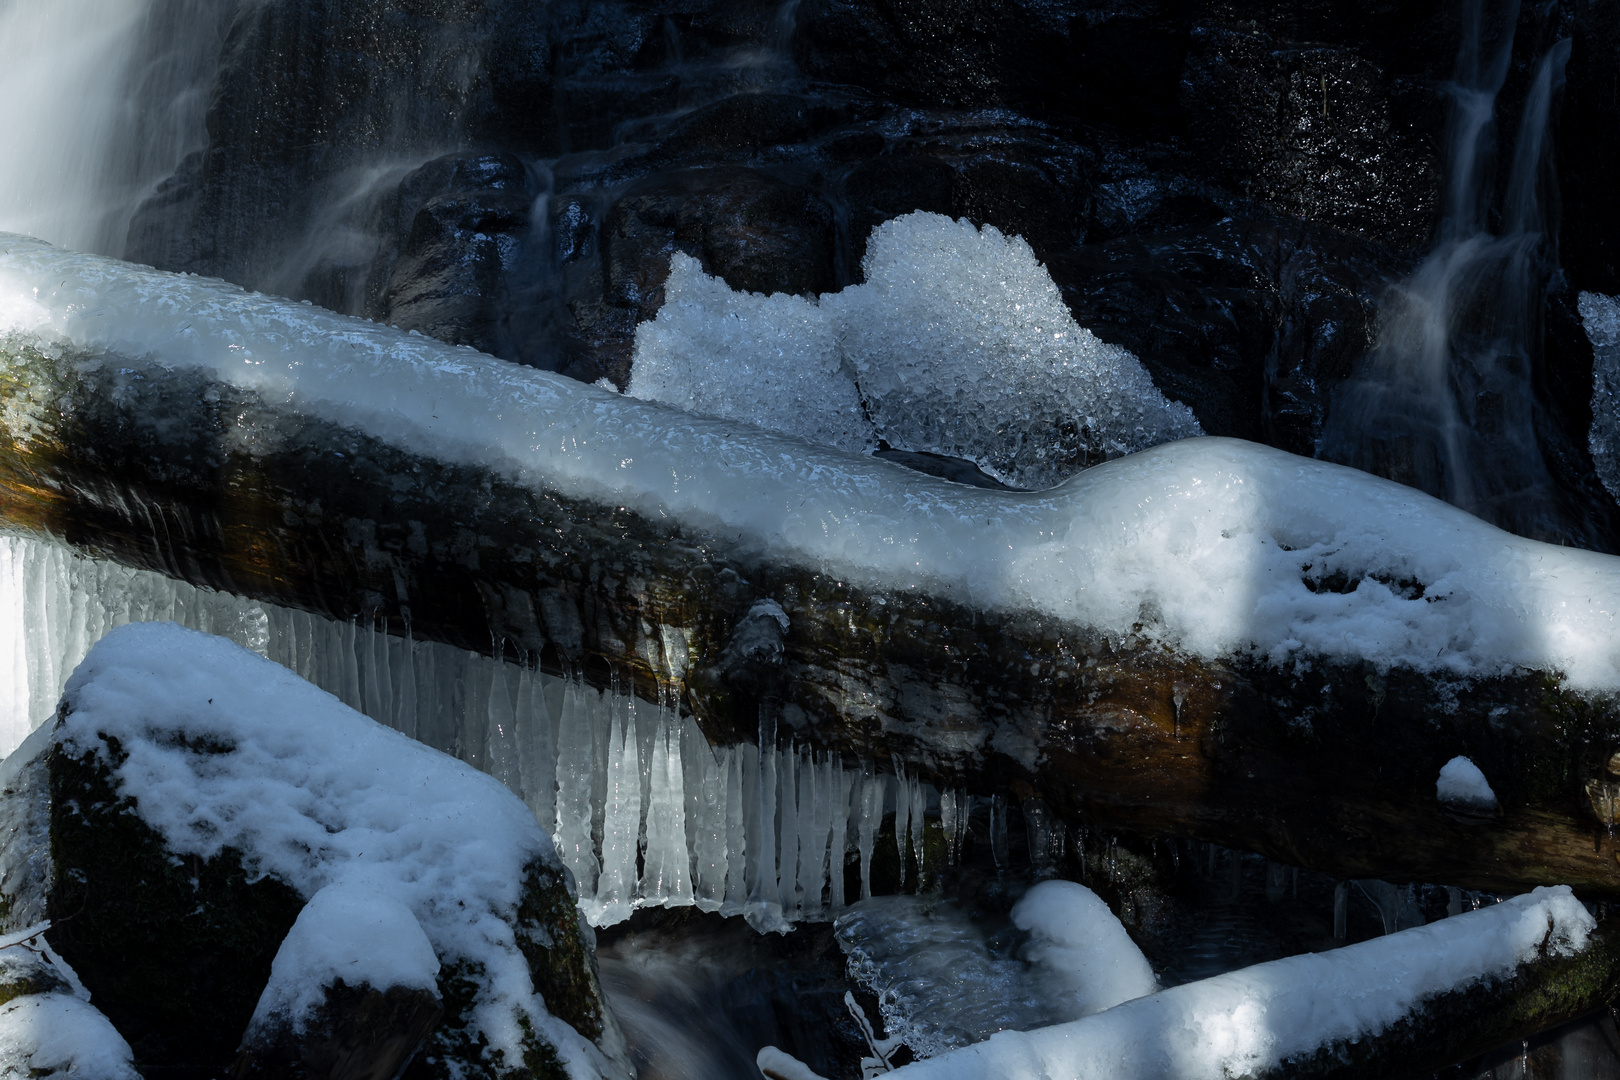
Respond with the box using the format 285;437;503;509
0;624;629;1080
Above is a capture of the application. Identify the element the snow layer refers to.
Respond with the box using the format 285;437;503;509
1581;291;1620;502
5;236;1620;687
1010;881;1158;1017
249;882;439;1034
628;213;1201;488
1436;756;1498;811
890;886;1593;1080
54;621;622;1080
0;993;139;1080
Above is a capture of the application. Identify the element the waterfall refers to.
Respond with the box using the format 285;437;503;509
0;527;960;930
1321;0;1572;540
0;0;220;256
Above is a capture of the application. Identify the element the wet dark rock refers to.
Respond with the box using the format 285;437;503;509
230;982;443;1080
872;449;1013;490
382;154;537;353
1180;25;1441;249
1559;0;1620;295
570;166;836;386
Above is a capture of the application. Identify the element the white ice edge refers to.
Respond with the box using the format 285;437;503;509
892;886;1593;1080
4;234;1620;687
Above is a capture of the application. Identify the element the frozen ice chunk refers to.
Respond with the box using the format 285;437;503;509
1580;291;1620;502
827;213;1202;488
627;253;875;454
248;882;439;1035
1436;755;1498;812
1010;880;1158;1016
626;214;1201;489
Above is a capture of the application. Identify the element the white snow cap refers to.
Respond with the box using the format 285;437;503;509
1011;880;1158;1016
0;994;139;1080
1436;756;1499;811
7;236;1620;689
55;621;620;1080
249;882;440;1034
891;886;1592;1080
628;212;1201;489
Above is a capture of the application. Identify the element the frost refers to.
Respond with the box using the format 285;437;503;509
627;213;1202;489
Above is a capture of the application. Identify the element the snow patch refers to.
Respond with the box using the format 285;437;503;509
249;882;440;1034
890;886;1593;1080
1436;755;1498;811
1010;880;1159;1017
0;994;139;1080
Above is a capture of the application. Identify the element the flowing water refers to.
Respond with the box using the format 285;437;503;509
1322;0;1575;540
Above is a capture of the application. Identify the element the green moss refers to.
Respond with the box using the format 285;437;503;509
514;859;605;1044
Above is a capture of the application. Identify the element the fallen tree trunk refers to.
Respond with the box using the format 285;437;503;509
3;278;1620;897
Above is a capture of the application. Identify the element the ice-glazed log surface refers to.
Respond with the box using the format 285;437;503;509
2;232;1619;688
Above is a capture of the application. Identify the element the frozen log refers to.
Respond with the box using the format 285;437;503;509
5;237;1620;896
887;887;1620;1080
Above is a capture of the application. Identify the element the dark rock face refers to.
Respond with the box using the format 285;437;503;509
117;0;1620;544
231;982;444;1080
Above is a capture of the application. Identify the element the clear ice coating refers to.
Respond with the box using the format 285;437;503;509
0;529;949;929
628;212;1203;490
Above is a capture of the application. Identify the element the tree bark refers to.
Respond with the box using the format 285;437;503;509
5;341;1620;896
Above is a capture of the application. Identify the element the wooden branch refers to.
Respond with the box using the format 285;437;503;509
5;341;1620;895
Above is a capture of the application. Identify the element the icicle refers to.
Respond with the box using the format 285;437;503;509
723;746;748;914
893;763;910;891
515;661;555;830
940;789;958;867
594;691;642;925
858;769;882;902
795;753;826;919
693;736;729;913
910;779;926;892
779;744;801;919
990;793;1009;870
1025;796;1052;876
553;675;599;902
830;763;855;913
744;708;788;933
484;650;522;797
639;706;694;908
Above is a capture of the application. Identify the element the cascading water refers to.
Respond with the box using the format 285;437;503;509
1322;0;1575;541
0;0;220;256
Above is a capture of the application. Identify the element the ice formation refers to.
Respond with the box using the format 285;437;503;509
1436;756;1498;812
1010;880;1158;1017
628;212;1202;489
625;253;874;453
1580;291;1620;501
5;235;1620;688
0;529;946;932
56;622;625;1079
890;886;1594;1080
248;883;440;1035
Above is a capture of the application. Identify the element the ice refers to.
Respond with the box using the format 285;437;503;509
591;696;644;926
56;621;625;1079
893;764;911;891
554;675;601;902
1581;291;1620;502
1010;880;1158;1017
1436;755;1498;811
779;745;801;919
744;711;788;933
857;771;884;902
639;708;693;908
626;253;875;454
7;238;1620;690
891;886;1593;1080
0;993;140;1080
628;214;1202;489
247;882;439;1034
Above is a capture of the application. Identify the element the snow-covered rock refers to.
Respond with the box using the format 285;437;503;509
0;622;628;1080
1436;756;1499;813
0;923;138;1080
